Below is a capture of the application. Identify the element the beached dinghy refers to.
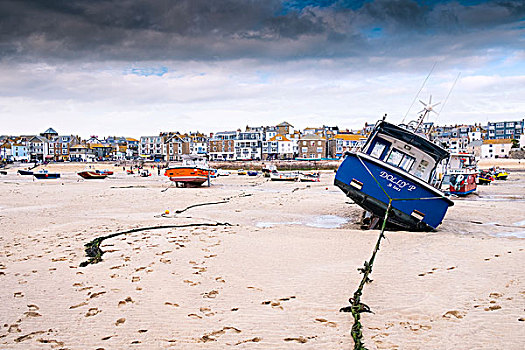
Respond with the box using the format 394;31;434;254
262;164;277;177
78;171;108;179
270;171;299;181
18;169;34;175
478;170;494;185
334;112;454;231
33;170;61;179
300;172;320;182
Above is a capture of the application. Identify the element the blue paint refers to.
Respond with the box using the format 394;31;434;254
335;153;453;229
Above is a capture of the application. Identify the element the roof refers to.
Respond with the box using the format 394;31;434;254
269;134;290;142
43;127;58;135
299;134;325;140
375;121;450;162
277;121;293;127
483;139;514;144
334;134;366;141
89;143;112;148
126;137;138;142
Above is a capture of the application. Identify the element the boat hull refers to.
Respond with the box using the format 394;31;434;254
18;170;33;175
270;173;299;181
78;171;107;179
34;173;60;179
300;173;320;182
447;173;477;196
164;167;210;186
335;153;453;231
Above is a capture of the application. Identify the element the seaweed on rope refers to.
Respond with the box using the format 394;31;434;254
79;222;232;267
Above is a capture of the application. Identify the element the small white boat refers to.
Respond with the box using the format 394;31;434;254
270;171;299;181
300;172;320;182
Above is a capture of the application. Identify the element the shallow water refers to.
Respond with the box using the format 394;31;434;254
513;219;525;226
305;215;349;228
471;194;525;202
491;231;525;239
256;214;349;229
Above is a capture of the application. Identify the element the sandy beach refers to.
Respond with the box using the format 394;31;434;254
1;162;524;349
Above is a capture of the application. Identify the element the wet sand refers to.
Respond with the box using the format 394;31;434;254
0;163;524;349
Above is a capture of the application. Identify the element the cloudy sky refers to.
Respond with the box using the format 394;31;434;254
1;0;524;138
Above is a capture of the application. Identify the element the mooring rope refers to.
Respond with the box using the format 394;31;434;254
342;155;447;349
340;200;391;350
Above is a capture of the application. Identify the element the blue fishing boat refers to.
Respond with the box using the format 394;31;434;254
33;170;61;179
18;169;34;175
334;117;453;231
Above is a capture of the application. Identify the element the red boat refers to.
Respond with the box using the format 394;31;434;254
78;171;108;179
441;153;477;196
164;155;211;187
478;170;494;185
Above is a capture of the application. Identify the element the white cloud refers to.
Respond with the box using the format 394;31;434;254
0;59;524;138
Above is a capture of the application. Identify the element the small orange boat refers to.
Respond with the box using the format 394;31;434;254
164;155;212;187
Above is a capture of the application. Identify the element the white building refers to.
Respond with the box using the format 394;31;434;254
139;135;165;160
480;139;514;159
235;131;262;160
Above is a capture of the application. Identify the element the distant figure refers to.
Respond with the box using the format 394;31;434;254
158;168;160;176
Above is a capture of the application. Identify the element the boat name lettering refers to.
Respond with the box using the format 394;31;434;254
379;171;416;191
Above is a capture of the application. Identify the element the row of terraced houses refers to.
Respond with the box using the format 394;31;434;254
1;120;525;162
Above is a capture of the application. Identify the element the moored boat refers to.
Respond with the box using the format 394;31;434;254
78;171;108;179
270;171;299;181
237;169;247;175
33;170;60;179
96;169;114;176
334;115;454;231
18;169;33;175
441;153;477;196
164;155;211;187
478;170;494;185
262;164;277;177
247;170;258;176
300;172;320;182
491;167;509;180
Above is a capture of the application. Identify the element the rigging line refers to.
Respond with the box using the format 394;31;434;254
427;72;461;136
402;62;437;124
436;72;461;122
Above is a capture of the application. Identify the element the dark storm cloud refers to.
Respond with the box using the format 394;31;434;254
0;0;523;62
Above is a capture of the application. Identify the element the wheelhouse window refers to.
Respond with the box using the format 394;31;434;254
385;149;415;172
369;142;386;159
